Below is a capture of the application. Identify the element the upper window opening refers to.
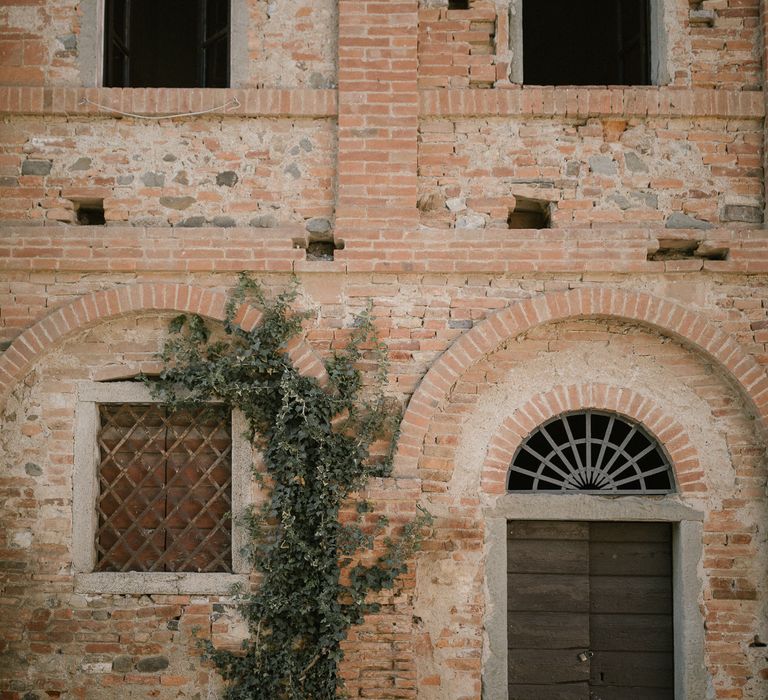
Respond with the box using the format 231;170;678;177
104;0;230;88
508;410;675;493
448;0;471;9
522;0;651;85
507;196;551;229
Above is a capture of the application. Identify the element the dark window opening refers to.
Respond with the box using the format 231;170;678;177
104;0;230;88
507;197;551;229
73;199;106;225
648;238;730;262
448;0;471;9
508;410;675;493
523;0;651;85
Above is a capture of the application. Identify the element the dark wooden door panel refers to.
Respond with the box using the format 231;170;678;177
508;521;589;540
508;539;589;574
591;688;674;700
508;611;589;649
590;613;673;652
590;650;673;688
508;682;589;700
507;520;674;698
589;540;671;577
590;522;671;542
508;649;590;685
590;575;672;614
508;573;590;612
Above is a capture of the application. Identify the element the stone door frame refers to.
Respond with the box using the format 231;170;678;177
483;494;706;700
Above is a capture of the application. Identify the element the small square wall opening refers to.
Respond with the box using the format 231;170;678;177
508;197;551;229
74;199;106;225
449;0;471;9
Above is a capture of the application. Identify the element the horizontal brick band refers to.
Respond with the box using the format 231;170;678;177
0;283;329;406
0;86;762;120
0;87;338;118
1;226;766;275
395;287;768;473
420;87;766;119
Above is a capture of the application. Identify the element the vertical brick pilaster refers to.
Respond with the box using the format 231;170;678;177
335;0;419;239
762;0;768;228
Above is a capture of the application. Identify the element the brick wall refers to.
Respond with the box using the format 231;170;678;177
1;0;768;698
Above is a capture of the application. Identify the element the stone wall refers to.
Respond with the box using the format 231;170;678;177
1;0;768;698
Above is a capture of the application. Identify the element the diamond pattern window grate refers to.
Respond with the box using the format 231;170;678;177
96;403;232;572
507;410;675;493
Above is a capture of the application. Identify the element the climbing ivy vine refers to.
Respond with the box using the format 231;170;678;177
150;275;431;700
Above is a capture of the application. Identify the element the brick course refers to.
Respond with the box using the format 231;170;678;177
1;0;768;698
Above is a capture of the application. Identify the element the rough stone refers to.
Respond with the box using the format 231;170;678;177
300;137;313;152
141;172;165;188
111;656;133;674
445;197;467;213
162;154;177;162
212;216;236;228
116;175;134;185
306;217;332;240
215;171;239;187
250;214;278;228
720;205;763;224
624;152;649;173
177;216;208;228
69;158;92;171
565;161;581;177
456;213;486;229
57;34;77;51
21;160;52;176
284;163;301;179
588;156;617;175
665;212;714;230
24;462;42;476
135;656;169;673
159;196;196;210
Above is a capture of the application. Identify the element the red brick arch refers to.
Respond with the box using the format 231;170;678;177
481;383;704;496
0;282;328;405
396;287;768;471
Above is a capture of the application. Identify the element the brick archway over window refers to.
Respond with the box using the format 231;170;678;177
396;287;768;472
481;383;704;497
0;282;328;406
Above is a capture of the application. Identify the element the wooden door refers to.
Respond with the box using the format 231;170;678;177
507;521;673;700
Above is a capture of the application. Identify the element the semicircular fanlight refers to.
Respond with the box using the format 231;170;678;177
507;410;675;493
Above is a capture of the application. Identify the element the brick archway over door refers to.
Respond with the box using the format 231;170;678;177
481;383;704;496
0;282;328;406
396;287;768;472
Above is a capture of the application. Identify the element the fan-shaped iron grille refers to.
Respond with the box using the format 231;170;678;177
507;410;674;493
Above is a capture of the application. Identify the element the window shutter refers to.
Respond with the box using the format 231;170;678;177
200;0;230;87
103;0;131;87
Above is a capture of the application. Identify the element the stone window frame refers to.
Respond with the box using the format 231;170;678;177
482;494;706;700
507;0;670;85
77;0;250;88
73;380;251;594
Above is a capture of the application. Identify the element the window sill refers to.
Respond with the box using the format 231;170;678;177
74;571;249;595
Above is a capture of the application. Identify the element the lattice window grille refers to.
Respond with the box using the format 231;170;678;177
507;410;675;493
96;403;233;572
